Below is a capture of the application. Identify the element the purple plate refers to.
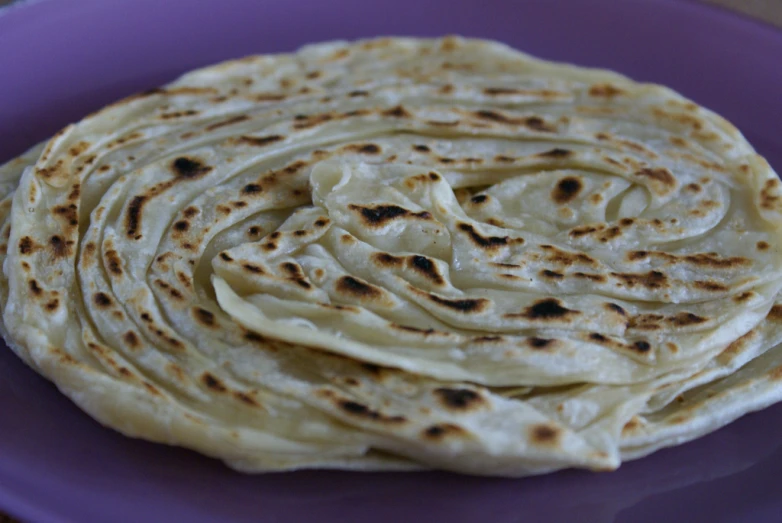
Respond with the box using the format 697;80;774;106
1;0;781;521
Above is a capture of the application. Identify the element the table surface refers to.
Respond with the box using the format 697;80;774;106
0;0;780;522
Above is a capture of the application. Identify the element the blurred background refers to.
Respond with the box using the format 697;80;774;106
0;1;779;523
3;0;782;27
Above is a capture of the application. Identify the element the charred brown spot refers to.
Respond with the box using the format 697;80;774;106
125;195;147;238
541;245;596;266
427;293;489;313
44;298;59;311
761;178;781;209
142;382;162;396
408;255;444;285
281;262;302;276
123;331;140;348
518;298;578;321
205;115;249;131
105;250;123;276
668;312;707;326
243;330;266;344
527;337;555;350
382;105;411;118
194;307;216;327
457;222;512;249
393;324;437;335
434;388;486;410
611;270;668;289
341;109;371;118
540;269;564;280
569;224;604;238
475;109;551;129
483;87;522;95
423;423;467;440
643;252;750;269
93;292;112;308
694;280;728;292
255;92;287;102
337;400;406;424
628;314;664;331
293;113;334;129
474;109;510;122
494;155;516;163
336;276;382;299
530;424;561;445
160;109;200;120
473;335;503;342
757;241;770;251
525;116;555;132
49;235;69;257
344;143;381;154
238;134;285;147
172;157;212;179
53;204;79;226
314;218;329;227
348;90;369;97
413;144;430;152
606;303;626;316
633;340;651;353
538;148;572;159
173;220;189;232
201;373;227;393
768;305;782;322
372;252;404;267
242;263;265;274
359;362;387;376
183;206;199;218
231;390;258;407
237;183;263;197
219;252;234;262
588;84;625;97
18;236;36;255
551;176;583;204
470;195;488;204
572;272;607;282
348;204;431;227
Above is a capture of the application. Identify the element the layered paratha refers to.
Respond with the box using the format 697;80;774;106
2;36;781;476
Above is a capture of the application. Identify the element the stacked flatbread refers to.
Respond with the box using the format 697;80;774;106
2;36;782;476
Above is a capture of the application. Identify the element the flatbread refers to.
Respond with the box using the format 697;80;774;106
2;36;781;476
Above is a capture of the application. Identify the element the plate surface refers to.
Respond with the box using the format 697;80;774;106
1;1;781;522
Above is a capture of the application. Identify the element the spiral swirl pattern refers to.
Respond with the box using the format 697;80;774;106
2;37;782;475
